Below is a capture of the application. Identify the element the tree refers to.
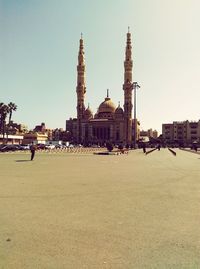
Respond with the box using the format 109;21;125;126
0;102;4;129
0;103;9;143
8;102;17;124
0;102;6;133
0;102;17;144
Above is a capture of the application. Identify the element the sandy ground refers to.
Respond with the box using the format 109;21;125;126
0;149;200;269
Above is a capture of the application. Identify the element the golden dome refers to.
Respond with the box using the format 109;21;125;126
85;105;93;119
98;97;116;114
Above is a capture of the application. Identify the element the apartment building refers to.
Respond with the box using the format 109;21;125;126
162;120;200;145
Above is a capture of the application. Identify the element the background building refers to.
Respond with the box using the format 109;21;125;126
162;120;200;145
22;132;48;145
0;120;27;145
0;134;24;144
138;128;159;146
23;123;70;145
140;129;158;138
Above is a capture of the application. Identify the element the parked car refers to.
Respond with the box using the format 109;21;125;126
69;144;74;148
18;144;30;150
0;144;20;152
37;144;46;150
55;144;62;149
45;144;56;150
0;144;6;149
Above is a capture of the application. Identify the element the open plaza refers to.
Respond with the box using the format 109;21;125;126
0;148;200;269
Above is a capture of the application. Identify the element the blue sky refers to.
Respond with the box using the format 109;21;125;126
1;0;200;133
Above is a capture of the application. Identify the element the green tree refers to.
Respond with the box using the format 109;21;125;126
8;102;17;124
0;102;5;133
0;103;9;143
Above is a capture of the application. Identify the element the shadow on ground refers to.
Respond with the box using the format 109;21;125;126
15;160;30;162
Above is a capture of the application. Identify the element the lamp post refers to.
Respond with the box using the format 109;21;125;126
132;82;140;149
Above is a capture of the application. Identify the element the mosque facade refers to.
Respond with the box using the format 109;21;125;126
66;31;137;146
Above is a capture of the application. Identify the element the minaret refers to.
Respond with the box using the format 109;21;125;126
123;28;133;145
76;34;86;143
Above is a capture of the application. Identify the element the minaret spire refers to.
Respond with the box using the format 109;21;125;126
76;35;86;143
123;30;133;145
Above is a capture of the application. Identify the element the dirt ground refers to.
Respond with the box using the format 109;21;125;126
0;149;200;269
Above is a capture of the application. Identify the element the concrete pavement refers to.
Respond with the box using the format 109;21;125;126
0;149;200;268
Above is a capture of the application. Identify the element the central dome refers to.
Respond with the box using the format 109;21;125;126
98;97;116;113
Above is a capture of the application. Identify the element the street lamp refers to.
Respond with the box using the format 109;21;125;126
132;82;140;149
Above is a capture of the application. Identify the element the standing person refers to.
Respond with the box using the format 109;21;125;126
194;144;197;152
30;143;37;161
142;143;146;153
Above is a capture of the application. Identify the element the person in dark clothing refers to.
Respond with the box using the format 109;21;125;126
157;144;161;151
30;144;37;161
142;143;146;153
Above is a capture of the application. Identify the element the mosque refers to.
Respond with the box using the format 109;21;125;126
66;30;139;146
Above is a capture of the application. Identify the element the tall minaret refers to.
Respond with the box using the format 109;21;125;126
76;34;86;143
123;28;133;145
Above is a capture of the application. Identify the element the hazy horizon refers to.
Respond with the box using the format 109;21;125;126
1;0;200;134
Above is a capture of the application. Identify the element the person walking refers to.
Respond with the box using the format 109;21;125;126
30;143;37;161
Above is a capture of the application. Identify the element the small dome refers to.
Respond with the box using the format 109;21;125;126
85;105;93;119
115;105;124;114
98;97;116;114
115;103;124;119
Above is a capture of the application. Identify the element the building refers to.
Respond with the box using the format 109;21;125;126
140;129;158;140
6;121;28;135
152;129;158;139
66;31;137;146
0;134;24;144
0;120;27;144
33;122;53;141
33;122;46;133
52;128;70;142
22;132;48;144
162;120;200;145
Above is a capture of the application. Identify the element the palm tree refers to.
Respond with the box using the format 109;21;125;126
8;102;17;124
0;102;5;134
0;103;9;143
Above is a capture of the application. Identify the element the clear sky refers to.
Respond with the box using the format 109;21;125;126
1;0;200;134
